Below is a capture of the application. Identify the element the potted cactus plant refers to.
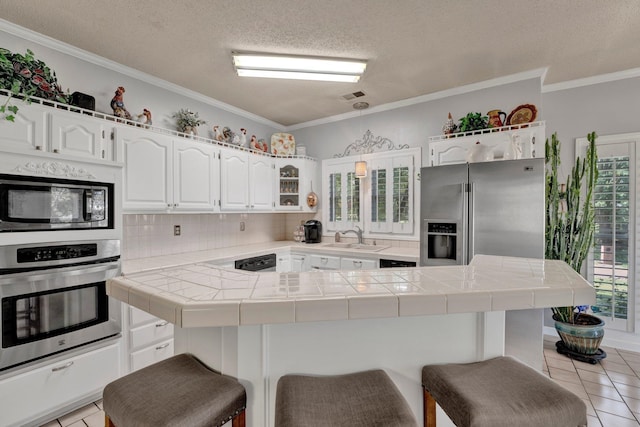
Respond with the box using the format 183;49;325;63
546;131;604;358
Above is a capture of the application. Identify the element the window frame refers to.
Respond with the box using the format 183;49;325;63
322;147;420;239
577;133;638;333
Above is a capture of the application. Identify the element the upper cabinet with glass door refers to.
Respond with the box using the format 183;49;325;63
274;158;319;212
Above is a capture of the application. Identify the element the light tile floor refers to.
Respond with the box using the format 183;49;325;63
543;338;640;427
40;338;640;427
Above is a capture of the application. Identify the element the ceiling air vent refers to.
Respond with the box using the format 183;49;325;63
341;91;366;101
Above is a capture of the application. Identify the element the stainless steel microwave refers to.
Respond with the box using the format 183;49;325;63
0;174;114;232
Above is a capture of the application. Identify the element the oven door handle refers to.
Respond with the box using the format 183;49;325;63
0;261;121;288
84;189;93;221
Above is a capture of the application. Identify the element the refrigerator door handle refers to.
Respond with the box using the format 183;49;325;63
466;182;474;265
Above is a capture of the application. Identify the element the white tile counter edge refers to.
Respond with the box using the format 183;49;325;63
109;252;596;328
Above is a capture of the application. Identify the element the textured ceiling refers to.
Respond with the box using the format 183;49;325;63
2;0;640;126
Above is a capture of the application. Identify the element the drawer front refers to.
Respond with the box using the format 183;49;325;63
130;320;174;350
129;305;159;328
340;257;378;270
309;254;340;270
0;342;121;427
130;339;174;372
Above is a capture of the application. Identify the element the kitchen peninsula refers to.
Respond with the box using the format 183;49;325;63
108;249;595;427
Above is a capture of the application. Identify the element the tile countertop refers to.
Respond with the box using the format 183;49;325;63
108;254;595;328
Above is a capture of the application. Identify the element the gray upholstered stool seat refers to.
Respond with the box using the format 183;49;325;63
103;353;246;427
421;356;587;427
275;369;417;427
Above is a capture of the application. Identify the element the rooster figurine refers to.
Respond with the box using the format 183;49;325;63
213;125;224;142
110;86;132;120
238;128;247;147
136;108;152;127
250;135;266;152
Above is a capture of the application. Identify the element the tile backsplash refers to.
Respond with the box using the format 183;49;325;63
123;213;313;260
122;211;417;260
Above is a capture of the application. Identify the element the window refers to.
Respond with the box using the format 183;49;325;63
579;134;637;332
323;148;419;236
329;172;342;222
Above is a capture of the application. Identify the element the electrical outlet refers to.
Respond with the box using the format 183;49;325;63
240;221;245;231
174;225;181;236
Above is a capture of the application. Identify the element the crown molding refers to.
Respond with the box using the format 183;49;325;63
287;68;548;131
0;19;285;130
541;67;640;93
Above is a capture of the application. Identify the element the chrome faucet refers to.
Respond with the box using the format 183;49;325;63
340;225;363;244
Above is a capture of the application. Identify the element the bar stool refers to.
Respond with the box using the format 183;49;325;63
421;356;587;427
275;369;417;426
103;353;246;427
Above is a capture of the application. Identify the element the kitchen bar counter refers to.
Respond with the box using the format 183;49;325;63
109;254;593;328
107;254;594;427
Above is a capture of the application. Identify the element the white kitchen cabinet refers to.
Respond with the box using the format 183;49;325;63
119;126;172;211
276;253;291;272
250;155;274;210
220;148;273;211
0;95;49;153
124;305;174;373
0;94;114;162
290;252;310;272
172;139;219;211
50;111;110;161
309;254;341;270
0;341;121;427
428;121;545;166
118;126;218;212
340;257;378;270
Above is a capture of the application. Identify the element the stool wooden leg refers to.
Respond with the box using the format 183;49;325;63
423;388;436;427
105;414;115;427
232;409;246;427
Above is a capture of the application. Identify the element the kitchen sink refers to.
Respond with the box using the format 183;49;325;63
324;242;389;252
324;242;353;248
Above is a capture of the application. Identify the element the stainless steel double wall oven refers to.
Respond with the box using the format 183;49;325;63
0;172;122;372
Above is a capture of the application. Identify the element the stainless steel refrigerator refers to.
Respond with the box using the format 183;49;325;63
420;158;545;266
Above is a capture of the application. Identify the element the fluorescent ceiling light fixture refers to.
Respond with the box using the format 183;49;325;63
233;53;366;82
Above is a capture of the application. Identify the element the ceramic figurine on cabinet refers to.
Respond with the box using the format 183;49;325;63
136;108;152;127
213;125;224;142
442;112;457;136
250;135;268;152
222;126;234;143
238;128;247;147
110;86;132;120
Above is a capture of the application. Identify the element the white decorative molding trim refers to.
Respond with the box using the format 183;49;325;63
334;130;409;158
13;161;97;179
542;67;640;93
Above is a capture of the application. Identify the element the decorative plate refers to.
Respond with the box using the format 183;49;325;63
506;104;537;125
271;133;295;155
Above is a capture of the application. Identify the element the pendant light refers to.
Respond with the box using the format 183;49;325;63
353;101;369;178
